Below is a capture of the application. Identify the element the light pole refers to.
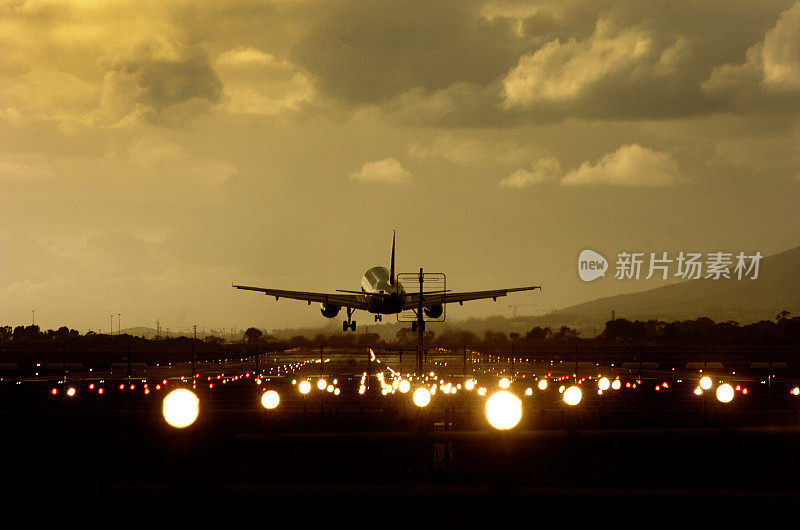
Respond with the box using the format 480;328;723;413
110;314;114;335
118;314;121;335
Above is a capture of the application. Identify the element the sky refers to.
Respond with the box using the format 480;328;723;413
1;0;799;334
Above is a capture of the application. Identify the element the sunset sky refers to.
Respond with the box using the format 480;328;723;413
1;0;799;333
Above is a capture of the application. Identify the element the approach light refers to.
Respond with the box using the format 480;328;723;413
563;386;582;406
398;380;411;394
464;379;475;391
598;377;610;391
162;389;199;428
699;376;713;390
317;379;327;391
792;387;800;396
412;387;431;407
485;390;523;430
694;387;702;396
498;377;511;389
611;379;621;390
525;388;533;396
716;383;734;403
261;390;280;409
298;380;311;394
538;379;548;391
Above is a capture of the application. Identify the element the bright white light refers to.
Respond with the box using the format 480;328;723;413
699;376;713;390
327;384;334;392
261;390;280;409
485;391;523;430
412;388;431;407
611;379;621;390
525;388;533;396
498;377;511;389
334;388;340;396
317;379;327;390
465;379;475;391
478;387;487;396
298;380;311;394
694;387;702;396
563;386;582;406
162;389;199;428
398;380;411;393
716;383;734;403
537;379;548;391
598;377;610;391
66;387;76;397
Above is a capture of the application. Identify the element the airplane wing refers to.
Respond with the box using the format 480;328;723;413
402;286;540;310
233;285;369;309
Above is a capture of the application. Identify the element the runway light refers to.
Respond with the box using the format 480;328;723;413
716;383;734;403
326;384;334;393
162;389;200;428
699;376;713;390
464;379;475;391
398;380;411;393
525;388;533;396
50;388;57;396
261;390;280;409
485;391;523;430
317;379;327;391
498;377;511;389
598;377;610;391
611;379;621;390
538;379;548;391
558;385;565;394
334;388;340;396
298;380;311;394
412;388;431;407
477;388;487;396
792;387;800;396
563;386;582;406
65;387;76;397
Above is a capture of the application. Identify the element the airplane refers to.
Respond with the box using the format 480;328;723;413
233;232;540;332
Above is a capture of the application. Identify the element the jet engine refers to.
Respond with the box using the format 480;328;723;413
424;304;443;319
320;304;341;318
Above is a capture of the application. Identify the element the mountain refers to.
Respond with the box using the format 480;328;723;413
520;244;800;335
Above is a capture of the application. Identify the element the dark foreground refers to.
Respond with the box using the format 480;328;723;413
3;348;800;527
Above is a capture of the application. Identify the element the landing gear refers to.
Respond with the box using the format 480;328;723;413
343;308;356;332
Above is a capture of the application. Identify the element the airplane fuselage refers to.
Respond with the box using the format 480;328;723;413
361;266;406;314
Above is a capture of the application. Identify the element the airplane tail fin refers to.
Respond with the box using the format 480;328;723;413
390;230;396;287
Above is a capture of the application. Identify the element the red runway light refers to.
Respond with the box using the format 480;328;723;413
51;388;57;395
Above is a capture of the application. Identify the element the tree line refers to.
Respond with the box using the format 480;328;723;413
3;311;798;348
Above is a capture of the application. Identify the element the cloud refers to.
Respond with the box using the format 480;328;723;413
503;21;654;107
292;0;528;104
214;47;315;115
703;2;800;107
499;157;561;187
350;158;412;184
100;50;222;126
561;144;682;186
